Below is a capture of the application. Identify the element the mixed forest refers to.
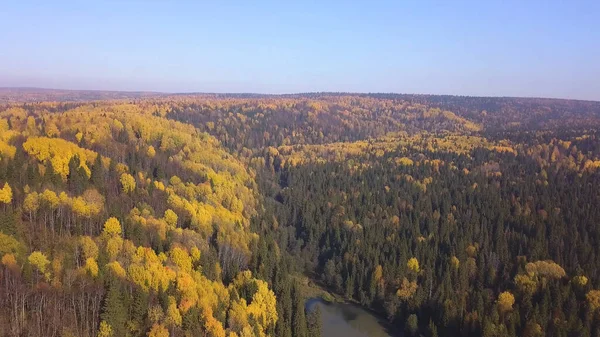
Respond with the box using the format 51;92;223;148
1;90;600;337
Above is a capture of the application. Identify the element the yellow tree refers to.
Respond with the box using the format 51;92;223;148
586;290;600;312
165;296;182;328
164;209;178;228
120;173;136;193
84;257;99;278
169;246;192;273
23;192;40;220
97;321;113;337
407;257;420;273
573;275;589;287
80;236;99;260
515;274;537;297
449;256;460;270
147;323;169;337
0;183;12;204
28;251;50;281
246;279;278;331
228;299;249;334
396;278;418;300
103;217;122;236
147;146;157;158
497;291;515;314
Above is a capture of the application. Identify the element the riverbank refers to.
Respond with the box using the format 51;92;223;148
292;274;343;303
293;273;401;336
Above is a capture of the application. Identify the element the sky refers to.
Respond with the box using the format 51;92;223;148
0;0;599;100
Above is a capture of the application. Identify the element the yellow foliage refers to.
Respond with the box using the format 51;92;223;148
373;265;383;282
80;236;99;260
120;173;136;193
497;291;515;313
106;261;127;279
176;271;199;312
0;183;13;204
587;290;600;312
515;274;537;296
525;260;566;279
246;279;278;330
106;236;123;261
202;307;226;337
164;209;178;228
165;296;182;327
1;253;18;270
169;246;192;273
0;233;23;256
228;299;249;334
407;257;420;273
115;163;129;174
84;257;99;278
396;157;414;166
22;137;95;180
190;246;201;262
70;189;105;218
28;251;50;280
128;247;176;292
147;145;157;158
450;256;460;269
0;140;16;160
466;245;477;257
103;217;122;236
573;275;589;287
153;181;166;191
396;277;418;300
97;321;113;337
147;323;169;337
41;189;59;209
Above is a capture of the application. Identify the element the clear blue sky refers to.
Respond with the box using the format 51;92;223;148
1;0;599;100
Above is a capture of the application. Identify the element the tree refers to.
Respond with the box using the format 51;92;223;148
84;257;99;277
97;321;113;337
120;173;136;193
23;192;40;219
101;282;127;336
306;305;322;337
427;318;438;337
169;246;192;273
292;284;307;337
586;290;600;312
164;209;178;228
406;314;418;336
28;251;50;281
147;146;157;158
165;296;182;328
91;154;106;187
407;257;420;273
103;217;122;236
80;236;99;260
497;291;515;314
147;323;169;337
396;277;418;300
0;182;12;204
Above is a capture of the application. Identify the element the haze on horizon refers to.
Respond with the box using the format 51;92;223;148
1;0;599;101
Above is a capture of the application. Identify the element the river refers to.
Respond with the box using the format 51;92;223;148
305;298;400;337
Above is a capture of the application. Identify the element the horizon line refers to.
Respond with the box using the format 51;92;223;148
0;86;598;103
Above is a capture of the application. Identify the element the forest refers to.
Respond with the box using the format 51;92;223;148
1;91;600;337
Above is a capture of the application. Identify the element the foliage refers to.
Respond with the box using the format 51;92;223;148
2;93;600;337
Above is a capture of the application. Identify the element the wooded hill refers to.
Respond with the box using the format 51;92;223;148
1;92;600;337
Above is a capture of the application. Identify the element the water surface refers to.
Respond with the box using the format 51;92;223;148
306;298;399;337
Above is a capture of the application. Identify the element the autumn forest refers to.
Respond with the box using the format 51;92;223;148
1;90;600;337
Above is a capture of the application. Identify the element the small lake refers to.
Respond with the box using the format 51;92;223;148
305;298;399;337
